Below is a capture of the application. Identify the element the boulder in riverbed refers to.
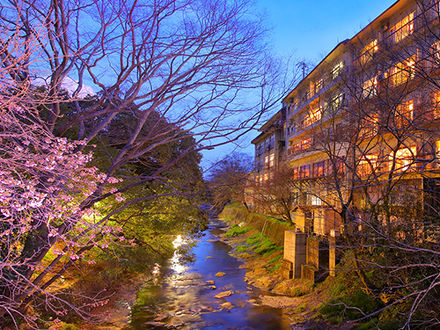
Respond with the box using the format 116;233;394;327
215;272;226;277
220;302;234;310
214;290;233;299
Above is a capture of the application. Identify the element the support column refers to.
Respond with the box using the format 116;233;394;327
283;230;307;279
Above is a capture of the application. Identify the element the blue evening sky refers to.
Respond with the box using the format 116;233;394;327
202;0;397;173
256;0;397;61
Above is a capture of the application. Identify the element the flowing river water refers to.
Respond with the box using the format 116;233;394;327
127;220;292;329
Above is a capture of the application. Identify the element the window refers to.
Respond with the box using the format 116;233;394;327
363;76;378;98
358;154;378;176
303;106;323;128
328;158;345;174
437;140;440;157
361;113;379;138
389;12;415;43
331;61;344;79
264;155;269;167
300;165;311;178
269;153;275;168
432;40;440;61
310;79;324;97
395;100;414;128
310;195;322;206
433;91;440;119
359;39;379;65
313;161;325;177
390;146;416;172
389;55;416;86
301;138;312;151
293;167;299;179
329;93;344;112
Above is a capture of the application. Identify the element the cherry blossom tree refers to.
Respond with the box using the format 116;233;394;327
0;0;294;326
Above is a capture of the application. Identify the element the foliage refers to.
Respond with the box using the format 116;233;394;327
224;224;251;237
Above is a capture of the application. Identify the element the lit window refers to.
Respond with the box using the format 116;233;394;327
436;140;440;157
330;93;344;111
331;61;344;79
361;113;379;138
432;40;440;61
359;39;379;65
303;106;323;128
389;55;416;86
300;165;311;178
390;12;415;43
293;167;299;179
358;154;378;176
390;146;416;172
433;91;440;119
363;76;378;97
313;161;325;177
310;195;322;206
310;79;324;97
269;153;275;168
301;138;312;151
395;100;414;128
263;173;268;182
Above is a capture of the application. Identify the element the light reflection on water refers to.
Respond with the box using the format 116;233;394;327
170;234;188;274
128;221;291;329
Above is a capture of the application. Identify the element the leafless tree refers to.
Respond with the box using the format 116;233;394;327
305;6;440;325
0;0;297;326
251;164;298;225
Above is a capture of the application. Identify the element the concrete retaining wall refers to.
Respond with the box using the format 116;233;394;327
219;205;293;246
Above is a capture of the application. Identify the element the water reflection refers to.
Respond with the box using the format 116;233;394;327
128;220;291;329
170;235;188;274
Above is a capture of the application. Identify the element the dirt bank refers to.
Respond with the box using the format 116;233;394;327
220;226;354;329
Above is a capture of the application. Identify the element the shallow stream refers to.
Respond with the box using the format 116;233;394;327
127;220;291;329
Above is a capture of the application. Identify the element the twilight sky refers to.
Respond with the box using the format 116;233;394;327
255;0;397;61
202;0;397;172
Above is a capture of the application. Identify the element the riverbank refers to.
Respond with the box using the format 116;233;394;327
217;202;364;330
219;225;337;328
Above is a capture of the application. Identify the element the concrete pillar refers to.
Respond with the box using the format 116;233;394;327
305;236;330;283
329;236;336;277
283;230;307;279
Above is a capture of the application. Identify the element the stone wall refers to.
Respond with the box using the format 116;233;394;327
218;205;293;246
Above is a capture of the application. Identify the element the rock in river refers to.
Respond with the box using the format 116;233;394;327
215;272;226;277
214;290;233;299
220;302;234;310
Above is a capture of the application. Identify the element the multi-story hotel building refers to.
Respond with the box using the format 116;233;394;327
252;0;440;280
252;108;286;184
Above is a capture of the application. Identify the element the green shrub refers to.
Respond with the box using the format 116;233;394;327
246;233;264;245
319;290;382;323
224;224;250;237
235;244;249;252
253;238;282;257
269;254;282;264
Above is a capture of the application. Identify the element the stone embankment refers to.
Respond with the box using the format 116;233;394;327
219;204;292;246
218;204;352;329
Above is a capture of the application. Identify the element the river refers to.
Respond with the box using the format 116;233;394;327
127;220;292;329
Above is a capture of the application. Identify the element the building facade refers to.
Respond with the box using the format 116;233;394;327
251;0;440;280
